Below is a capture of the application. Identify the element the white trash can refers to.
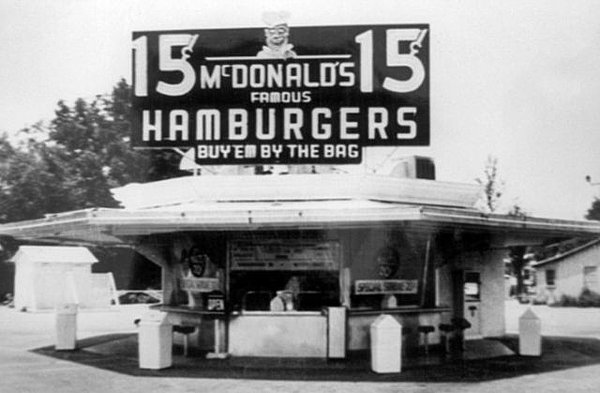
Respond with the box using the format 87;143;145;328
519;308;541;356
55;303;78;351
370;314;402;373
138;311;173;369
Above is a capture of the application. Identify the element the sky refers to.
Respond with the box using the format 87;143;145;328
1;0;600;220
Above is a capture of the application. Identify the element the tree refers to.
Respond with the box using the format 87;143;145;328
0;135;76;222
507;204;528;297
476;156;504;213
0;79;186;224
586;198;600;221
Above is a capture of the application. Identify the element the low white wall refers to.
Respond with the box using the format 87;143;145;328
347;311;447;351
228;313;327;357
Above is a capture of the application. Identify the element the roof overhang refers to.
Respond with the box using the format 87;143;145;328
1;200;599;247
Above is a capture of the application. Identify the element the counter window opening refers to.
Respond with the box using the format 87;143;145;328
217;230;442;314
349;231;436;310
228;240;341;313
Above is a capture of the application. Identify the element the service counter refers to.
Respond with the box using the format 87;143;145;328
152;304;450;357
151;305;226;324
229;310;328;357
151;234;453;359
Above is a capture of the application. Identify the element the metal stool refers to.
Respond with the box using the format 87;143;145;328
451;317;471;352
173;325;196;356
438;323;454;355
417;325;435;356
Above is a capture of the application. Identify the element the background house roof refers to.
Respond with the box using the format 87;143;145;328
533;238;600;268
9;245;98;264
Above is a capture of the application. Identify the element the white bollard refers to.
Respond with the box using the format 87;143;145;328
519;308;542;356
55;303;78;351
370;314;402;373
138;311;173;369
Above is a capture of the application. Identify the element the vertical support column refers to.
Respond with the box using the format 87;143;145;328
420;236;432;307
327;307;347;359
206;318;229;359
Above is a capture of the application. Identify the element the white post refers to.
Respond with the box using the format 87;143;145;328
519;308;542;356
138;311;172;369
370;314;402;373
55;303;78;350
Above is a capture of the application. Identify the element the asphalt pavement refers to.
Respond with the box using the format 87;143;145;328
1;301;600;392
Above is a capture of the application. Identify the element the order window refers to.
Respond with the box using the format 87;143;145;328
583;266;598;290
545;269;556;287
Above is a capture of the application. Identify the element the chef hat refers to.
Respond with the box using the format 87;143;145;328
262;11;291;27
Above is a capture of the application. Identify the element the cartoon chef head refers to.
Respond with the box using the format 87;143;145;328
257;11;297;59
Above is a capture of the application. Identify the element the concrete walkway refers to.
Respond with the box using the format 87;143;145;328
1;303;600;392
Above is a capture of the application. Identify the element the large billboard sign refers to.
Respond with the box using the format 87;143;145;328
132;18;429;165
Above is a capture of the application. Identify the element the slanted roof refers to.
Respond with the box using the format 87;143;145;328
1;174;600;246
533;238;600;268
111;173;481;210
1;202;599;246
10;246;98;264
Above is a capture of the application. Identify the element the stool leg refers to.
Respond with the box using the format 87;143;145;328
183;334;189;357
440;334;446;355
423;333;429;357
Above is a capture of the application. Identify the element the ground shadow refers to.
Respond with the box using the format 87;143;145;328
31;334;600;382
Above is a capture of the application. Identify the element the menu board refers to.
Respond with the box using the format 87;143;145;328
229;240;339;270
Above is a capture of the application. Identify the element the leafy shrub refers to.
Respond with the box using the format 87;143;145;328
548;288;600;307
578;288;600;307
531;293;548;305
549;294;578;307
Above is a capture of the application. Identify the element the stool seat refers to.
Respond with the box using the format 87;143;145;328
439;323;454;333
417;325;435;334
450;317;471;353
173;325;196;357
451;317;471;331
173;326;196;335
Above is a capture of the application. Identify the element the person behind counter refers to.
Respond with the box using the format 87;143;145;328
269;276;302;311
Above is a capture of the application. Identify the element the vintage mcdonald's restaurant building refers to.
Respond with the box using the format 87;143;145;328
2;16;600;366
3;166;600;361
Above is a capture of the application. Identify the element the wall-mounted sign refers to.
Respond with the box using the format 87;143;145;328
132;18;429;165
354;279;418;295
207;292;225;310
180;246;211;278
229;240;340;271
179;277;220;293
376;246;400;279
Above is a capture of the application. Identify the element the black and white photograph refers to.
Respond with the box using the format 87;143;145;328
2;1;600;391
